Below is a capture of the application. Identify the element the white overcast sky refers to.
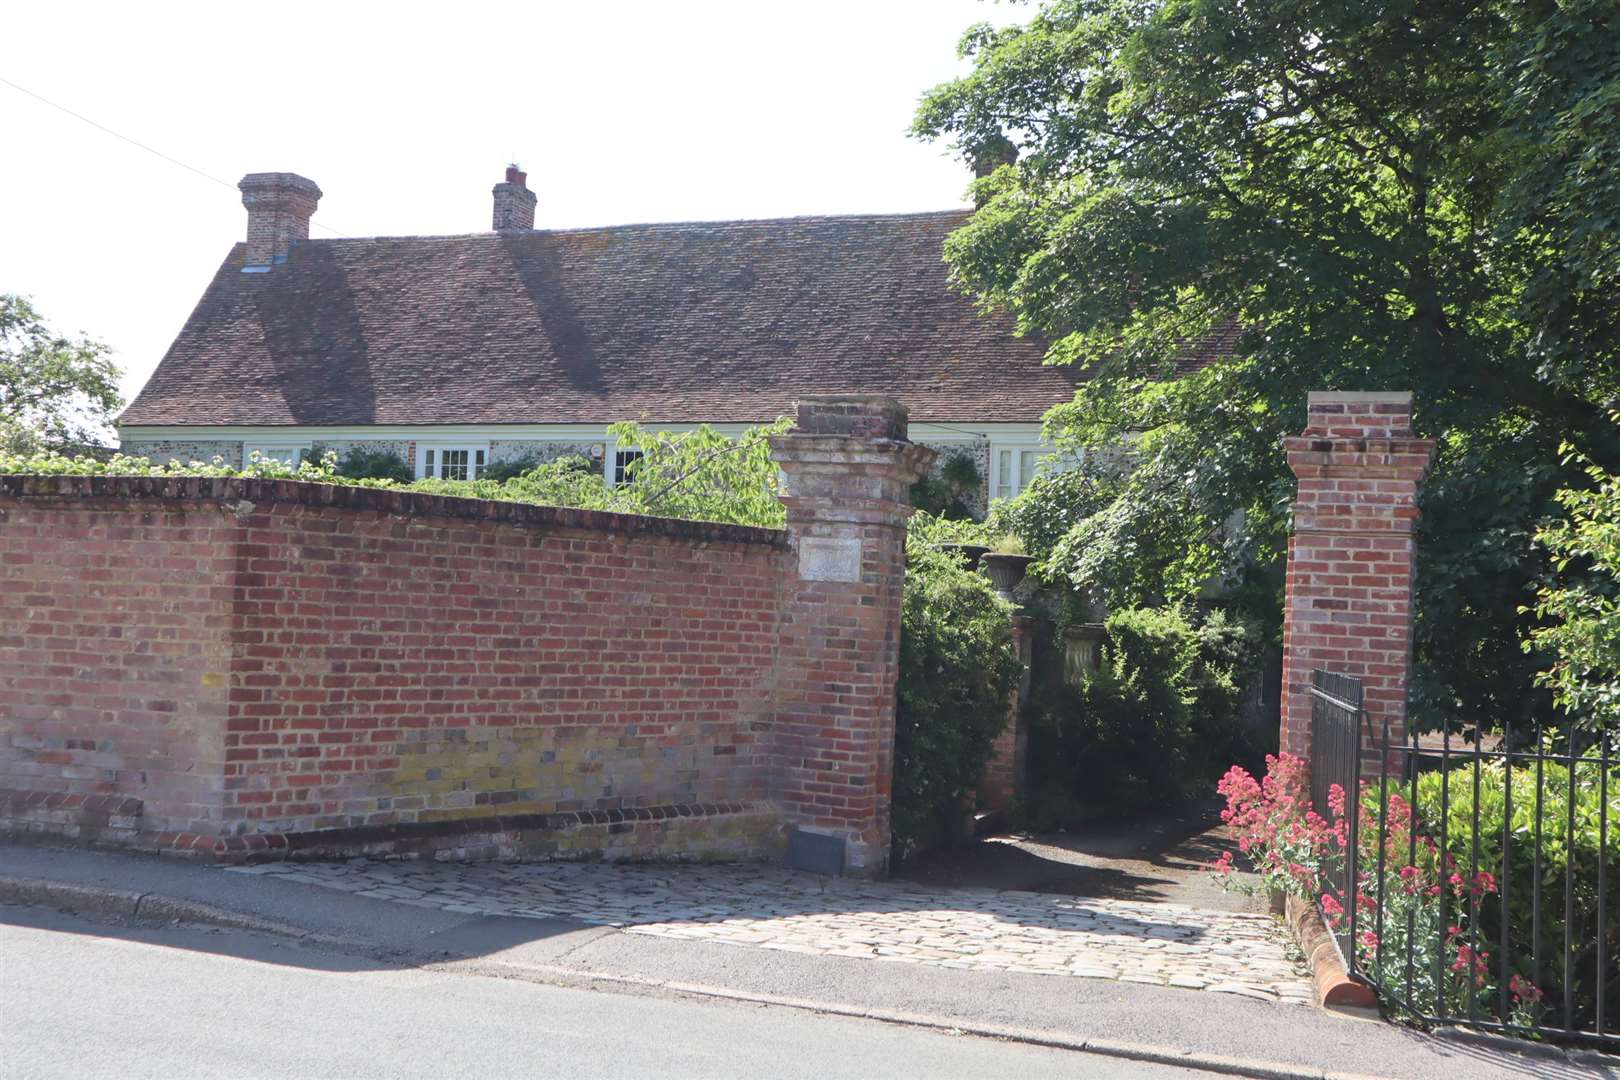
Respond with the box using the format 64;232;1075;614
0;0;1018;403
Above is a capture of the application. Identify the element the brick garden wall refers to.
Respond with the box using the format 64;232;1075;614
0;397;931;872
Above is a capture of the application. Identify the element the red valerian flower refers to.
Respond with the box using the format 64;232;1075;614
1509;974;1545;1003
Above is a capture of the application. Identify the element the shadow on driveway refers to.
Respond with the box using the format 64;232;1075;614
897;799;1262;913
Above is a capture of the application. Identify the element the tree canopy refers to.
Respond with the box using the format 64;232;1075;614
0;295;121;454
914;0;1620;730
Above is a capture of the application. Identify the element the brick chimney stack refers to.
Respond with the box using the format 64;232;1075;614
492;164;537;232
238;173;322;268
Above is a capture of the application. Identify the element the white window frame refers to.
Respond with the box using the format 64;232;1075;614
608;445;643;487
990;444;1056;502
242;441;310;467
416;442;490;481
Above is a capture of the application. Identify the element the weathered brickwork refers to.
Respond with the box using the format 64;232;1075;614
1;397;926;872
0;497;235;834
119;440;244;468
769;397;934;874
239;172;322;266
978;615;1035;814
1280;392;1435;762
491;165;537;232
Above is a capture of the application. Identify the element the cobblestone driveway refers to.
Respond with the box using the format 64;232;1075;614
230;859;1311;1004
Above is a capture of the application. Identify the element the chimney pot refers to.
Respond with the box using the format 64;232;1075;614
492;163;536;232
238;172;322;268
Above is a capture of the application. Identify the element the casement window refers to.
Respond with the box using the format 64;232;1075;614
611;448;644;487
418;445;488;481
243;443;309;466
991;445;1054;502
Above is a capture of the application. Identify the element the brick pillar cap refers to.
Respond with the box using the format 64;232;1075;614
1307;391;1412;407
791;395;909;440
238;173;323;199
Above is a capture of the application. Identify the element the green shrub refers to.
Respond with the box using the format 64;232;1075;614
1026;605;1260;825
480;454;545;483
906;509;994;549
1362;755;1620;1032
330;445;413;483
0;419;789;529
412;455;623;514
892;543;1021;863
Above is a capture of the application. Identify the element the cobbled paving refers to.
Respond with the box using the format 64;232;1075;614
230;859;1311;1004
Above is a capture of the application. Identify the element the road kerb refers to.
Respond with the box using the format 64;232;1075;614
0;874;348;948
453;955;1397;1080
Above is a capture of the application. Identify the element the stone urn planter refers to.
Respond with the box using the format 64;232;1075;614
979;552;1035;600
938;542;990;569
1061;623;1108;685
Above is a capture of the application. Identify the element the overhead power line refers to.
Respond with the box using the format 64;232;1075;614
0;73;350;237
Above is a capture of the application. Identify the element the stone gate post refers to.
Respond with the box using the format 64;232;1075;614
769;396;934;876
1280;392;1436;763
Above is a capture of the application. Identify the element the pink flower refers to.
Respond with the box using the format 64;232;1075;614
1451;944;1490;988
1509;974;1544;1003
1327;784;1347;819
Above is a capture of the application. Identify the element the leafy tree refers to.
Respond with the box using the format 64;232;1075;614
1528;439;1620;731
914;0;1620;732
0;295;121;453
604;419;791;526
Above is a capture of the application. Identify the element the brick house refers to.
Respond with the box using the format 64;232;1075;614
118;167;1233;511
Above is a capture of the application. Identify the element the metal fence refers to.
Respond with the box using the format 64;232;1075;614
1309;669;1619;1047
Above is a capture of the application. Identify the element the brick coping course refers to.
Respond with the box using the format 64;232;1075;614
0;474;789;549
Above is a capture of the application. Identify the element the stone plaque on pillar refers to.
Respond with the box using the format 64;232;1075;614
798;536;862;582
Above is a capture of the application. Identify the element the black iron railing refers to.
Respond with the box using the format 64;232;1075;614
1308;669;1366;966
1309;668;1620;1047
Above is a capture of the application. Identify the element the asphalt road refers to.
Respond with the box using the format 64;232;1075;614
2;908;1217;1080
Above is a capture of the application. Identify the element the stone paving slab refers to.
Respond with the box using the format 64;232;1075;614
229;858;1312;1004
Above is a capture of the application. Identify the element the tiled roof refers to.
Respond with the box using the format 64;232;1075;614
120;210;1235;427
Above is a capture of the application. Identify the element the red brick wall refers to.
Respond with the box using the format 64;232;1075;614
0;397;931;870
1280;392;1435;762
223;499;785;834
0;478;787;844
0;495;235;834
